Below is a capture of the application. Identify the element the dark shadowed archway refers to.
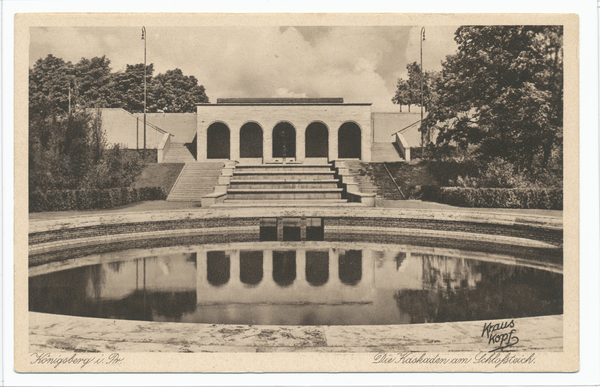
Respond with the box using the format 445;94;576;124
305;122;329;158
272;122;296;159
306;250;329;286
240;122;263;158
206;251;230;287
272;250;296;287
207;122;230;159
240;250;263;286
339;250;362;285
338;122;361;159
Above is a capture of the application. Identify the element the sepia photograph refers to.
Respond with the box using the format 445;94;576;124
12;12;581;375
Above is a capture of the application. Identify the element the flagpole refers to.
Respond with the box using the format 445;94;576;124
420;27;425;154
142;26;147;152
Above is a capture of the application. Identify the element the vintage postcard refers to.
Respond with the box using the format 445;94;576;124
14;12;579;374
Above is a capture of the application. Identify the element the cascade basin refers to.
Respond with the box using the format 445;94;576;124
29;241;562;326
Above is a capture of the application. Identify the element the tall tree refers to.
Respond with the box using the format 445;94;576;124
105;63;154;113
392;62;438;113
151;68;209;112
29;54;73;115
391;78;412;112
72;56;112;108
424;26;563;169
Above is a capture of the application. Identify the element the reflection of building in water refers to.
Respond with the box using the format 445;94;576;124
417;254;482;291
196;248;374;304
86;253;198;300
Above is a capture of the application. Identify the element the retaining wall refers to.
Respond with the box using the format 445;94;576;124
28;208;563;268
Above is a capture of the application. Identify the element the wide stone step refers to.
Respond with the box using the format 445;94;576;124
236;163;332;168
214;199;363;207
227;192;343;200
228;188;343;193
234;166;333;173
233;171;334;176
167;162;224;202
230;182;340;190
231;179;339;184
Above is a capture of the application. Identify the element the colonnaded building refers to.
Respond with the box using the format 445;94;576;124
101;97;424;206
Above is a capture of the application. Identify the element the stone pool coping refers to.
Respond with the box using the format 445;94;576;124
29;207;563;233
30;312;563;353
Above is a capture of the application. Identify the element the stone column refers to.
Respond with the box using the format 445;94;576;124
329;248;339;286
230;249;241;288
264;128;273;163
362;122;371;162
195;250;207;297
296;249;306;283
263;249;274;288
230;126;240;161
197;123;207;161
296;126;305;163
362;249;374;286
329;123;338;161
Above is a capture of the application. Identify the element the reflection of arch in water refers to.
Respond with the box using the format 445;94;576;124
207;122;230;159
338;122;361;159
305;122;329;158
240;250;263;286
239;122;263;158
272;251;296;287
306;250;329;286
339;250;362;285
272;122;296;158
206;251;230;286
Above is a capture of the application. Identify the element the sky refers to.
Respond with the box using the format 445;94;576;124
30;26;459;112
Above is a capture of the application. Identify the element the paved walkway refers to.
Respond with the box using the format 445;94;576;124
30;312;562;354
29;199;563;222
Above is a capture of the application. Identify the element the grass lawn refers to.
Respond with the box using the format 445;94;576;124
360;160;439;199
130;163;185;194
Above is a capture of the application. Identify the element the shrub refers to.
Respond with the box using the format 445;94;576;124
29;187;167;212
420;186;562;210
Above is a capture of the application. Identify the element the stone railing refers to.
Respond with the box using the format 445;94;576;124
156;132;173;163
394;132;411;162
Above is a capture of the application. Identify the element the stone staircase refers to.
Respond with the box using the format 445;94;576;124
370;142;404;162
217;164;358;207
341;161;379;197
162;142;196;163
167;162;224;202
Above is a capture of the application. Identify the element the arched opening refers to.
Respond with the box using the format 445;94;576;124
206;251;230;287
240;250;263;286
306;250;329;286
339;249;362;286
207;122;230;159
272;250;296;287
305;122;329;158
338;122;361;159
239;122;263;158
272;122;296;159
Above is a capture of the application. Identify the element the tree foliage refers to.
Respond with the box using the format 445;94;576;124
392;62;438;113
29;54;209;114
423;26;563;170
152;69;209;113
28;107;145;196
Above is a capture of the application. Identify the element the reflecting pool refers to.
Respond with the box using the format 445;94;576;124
29;242;562;325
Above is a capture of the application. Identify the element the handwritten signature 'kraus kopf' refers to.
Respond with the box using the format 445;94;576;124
481;319;519;352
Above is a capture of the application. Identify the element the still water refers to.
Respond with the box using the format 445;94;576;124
29;243;562;325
